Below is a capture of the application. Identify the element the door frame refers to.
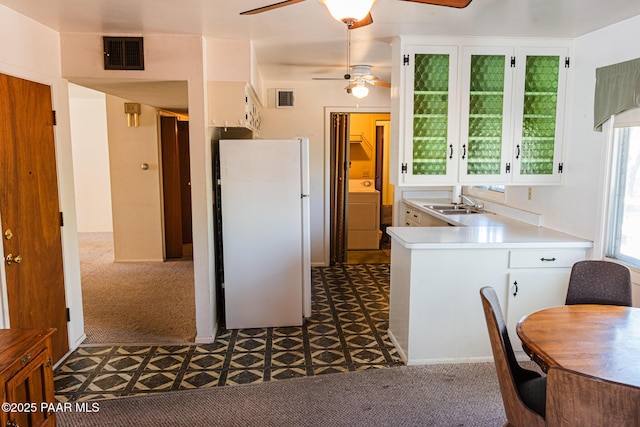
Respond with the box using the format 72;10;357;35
323;107;390;266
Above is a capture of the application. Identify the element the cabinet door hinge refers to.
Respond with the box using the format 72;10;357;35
59;212;64;227
66;307;71;322
565;57;570;68
505;162;511;173
52;110;57;126
401;163;408;174
558;162;564;173
403;55;410;66
510;56;516;68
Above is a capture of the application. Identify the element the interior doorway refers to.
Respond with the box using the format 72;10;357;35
68;84;196;344
328;109;393;265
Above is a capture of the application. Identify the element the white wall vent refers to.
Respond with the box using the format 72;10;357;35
276;89;295;108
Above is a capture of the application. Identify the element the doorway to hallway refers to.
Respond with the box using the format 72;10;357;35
328;110;393;265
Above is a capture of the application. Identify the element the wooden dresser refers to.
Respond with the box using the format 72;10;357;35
0;329;57;427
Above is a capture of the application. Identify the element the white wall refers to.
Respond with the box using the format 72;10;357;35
0;4;85;350
259;80;391;265
68;84;113;232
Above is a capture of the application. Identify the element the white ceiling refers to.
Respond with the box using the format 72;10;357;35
3;0;640;109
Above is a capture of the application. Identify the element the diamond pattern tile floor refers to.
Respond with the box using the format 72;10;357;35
54;265;403;402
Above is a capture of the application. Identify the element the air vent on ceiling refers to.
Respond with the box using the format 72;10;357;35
276;89;295;108
103;37;144;70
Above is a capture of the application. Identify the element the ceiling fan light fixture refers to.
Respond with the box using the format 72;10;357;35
320;0;376;25
351;81;369;98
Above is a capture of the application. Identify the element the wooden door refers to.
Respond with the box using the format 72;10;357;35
177;121;192;245
160;116;183;258
0;74;69;363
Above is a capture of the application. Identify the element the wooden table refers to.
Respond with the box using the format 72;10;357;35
517;304;640;388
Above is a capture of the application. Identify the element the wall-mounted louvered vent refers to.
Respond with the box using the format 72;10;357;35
103;37;144;70
276;89;295;108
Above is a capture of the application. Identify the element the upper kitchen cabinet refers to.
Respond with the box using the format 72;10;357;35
208;81;262;134
511;48;569;184
398;45;460;185
458;47;514;184
390;37;571;186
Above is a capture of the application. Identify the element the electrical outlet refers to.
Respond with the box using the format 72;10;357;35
528;187;533;200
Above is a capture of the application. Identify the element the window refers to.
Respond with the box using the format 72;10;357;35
474;185;505;193
466;185;505;203
607;122;640;268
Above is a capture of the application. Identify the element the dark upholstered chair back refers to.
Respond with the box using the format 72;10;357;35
480;287;546;427
565;261;632;306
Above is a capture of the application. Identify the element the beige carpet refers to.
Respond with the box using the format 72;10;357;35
79;233;196;345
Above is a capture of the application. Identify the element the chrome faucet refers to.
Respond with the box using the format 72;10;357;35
460;195;484;210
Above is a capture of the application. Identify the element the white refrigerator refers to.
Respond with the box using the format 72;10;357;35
219;138;311;329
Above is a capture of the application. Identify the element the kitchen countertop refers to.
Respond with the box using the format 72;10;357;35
388;198;593;250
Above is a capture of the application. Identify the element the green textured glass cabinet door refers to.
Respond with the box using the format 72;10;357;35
403;45;459;184
512;47;568;184
459;47;514;184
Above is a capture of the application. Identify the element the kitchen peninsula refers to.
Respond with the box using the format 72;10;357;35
386;199;593;365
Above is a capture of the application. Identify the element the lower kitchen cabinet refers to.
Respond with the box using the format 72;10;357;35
388;246;509;364
0;329;57;427
403;203;449;226
505;249;586;347
387;239;588;364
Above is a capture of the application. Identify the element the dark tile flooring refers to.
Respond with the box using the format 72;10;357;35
54;264;403;402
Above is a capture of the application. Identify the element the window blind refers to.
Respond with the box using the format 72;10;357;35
594;57;640;131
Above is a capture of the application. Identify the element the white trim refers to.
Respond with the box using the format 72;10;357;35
597;118;616;260
323;107;391;266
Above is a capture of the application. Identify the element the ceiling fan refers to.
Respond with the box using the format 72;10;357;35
240;0;473;29
315;65;391;98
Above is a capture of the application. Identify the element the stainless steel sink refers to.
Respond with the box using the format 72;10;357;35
423;204;484;215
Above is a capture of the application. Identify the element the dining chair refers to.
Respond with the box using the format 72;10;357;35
565;260;632;306
546;366;640;426
480;287;546;427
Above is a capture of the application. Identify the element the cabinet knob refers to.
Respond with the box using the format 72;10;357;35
19;353;31;366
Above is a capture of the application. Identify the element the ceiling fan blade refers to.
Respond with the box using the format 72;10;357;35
349;13;373;29
371;81;391;88
240;0;306;15
312;77;348;81
401;0;472;8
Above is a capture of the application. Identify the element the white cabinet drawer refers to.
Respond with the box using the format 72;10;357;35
404;218;420;227
404;204;422;225
509;249;586;268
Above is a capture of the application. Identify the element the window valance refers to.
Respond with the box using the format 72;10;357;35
594;57;640;131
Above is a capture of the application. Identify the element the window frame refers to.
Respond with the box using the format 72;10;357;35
605;109;640;270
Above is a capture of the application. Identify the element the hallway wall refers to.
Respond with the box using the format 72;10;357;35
69;84;113;233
